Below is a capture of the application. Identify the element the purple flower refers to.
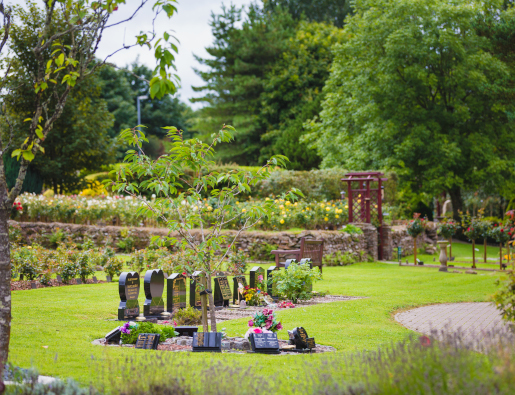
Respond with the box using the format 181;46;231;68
276;322;283;330
248;320;254;327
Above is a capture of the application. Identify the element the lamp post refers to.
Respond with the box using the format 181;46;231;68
136;95;148;154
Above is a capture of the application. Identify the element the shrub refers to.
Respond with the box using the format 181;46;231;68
406;213;426;238
47;228;66;247
104;257;123;279
272;262;322;303
173;306;202;326
116;228;135;252
227;248;248;274
248;242;278;261
11;246;40;281
437;220;459;239
76;252;94;282
489;225;512;244
59;261;79;284
340;224;363;235
492;271;515;323
120;322;178;345
322;251;359;266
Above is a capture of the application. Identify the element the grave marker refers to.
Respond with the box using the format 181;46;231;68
232;275;247;304
289;327;309;350
189;271;203;310
143;269;165;318
106;275;112;283
249;332;280;354
135;333;160;350
118;272;140;320
192;332;222;352
56;275;62;283
30;282;37;289
214;276;232;307
75;278;82;285
93;276;98;284
249;266;265;289
266;265;280;298
167;273;187;313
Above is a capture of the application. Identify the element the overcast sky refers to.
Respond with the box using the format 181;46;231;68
8;0;255;109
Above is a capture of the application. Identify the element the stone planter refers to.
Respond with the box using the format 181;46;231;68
437;241;448;272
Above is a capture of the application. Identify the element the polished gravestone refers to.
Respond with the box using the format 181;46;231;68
249;332;280;354
167;273;187;313
214;276;232;307
135;333;160;350
249;266;265;289
143;269;165;318
175;326;198;337
118;272;140;320
92;276;98;284
288;327;315;352
189;271;203;310
266;265;280;298
192;332;222;352
232;275;247;304
105;327;121;344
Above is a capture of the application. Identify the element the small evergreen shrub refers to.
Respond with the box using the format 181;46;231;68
272;262;322;303
173;306;202;326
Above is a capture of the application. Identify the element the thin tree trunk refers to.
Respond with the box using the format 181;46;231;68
206;273;217;333
484;239;487;263
0;207;11;379
472;240;476;269
200;276;208;332
414;238;417;265
500;243;503;271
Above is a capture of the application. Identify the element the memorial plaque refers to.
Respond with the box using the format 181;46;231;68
75;278;82;285
214;276;232;307
175;326;198;337
134;333;160;350
167;273;187;313
93;276;98;284
249;332;280;354
266;266;280;297
232;275;247;304
30;282;37;289
105;327;121;344
106;275;112;283
189;271;203;310
118;272;140;320
249;266;265;289
56;275;62;283
289;327;310;350
192;332;222;352
306;337;316;350
143;269;165;317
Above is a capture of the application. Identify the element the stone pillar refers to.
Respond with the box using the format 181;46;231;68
382;225;393;261
352;223;378;261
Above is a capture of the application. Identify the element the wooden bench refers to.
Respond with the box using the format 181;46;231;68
271;237;325;273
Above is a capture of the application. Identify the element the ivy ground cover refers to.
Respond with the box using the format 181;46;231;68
9;262;502;387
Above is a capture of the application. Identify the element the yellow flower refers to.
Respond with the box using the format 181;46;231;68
320;204;325;208
281;211;286;215
294;202;298;206
207;206;213;211
345;205;348;209
285;201;291;206
336;215;339;219
236;201;239;205
306;207;310;211
274;199;279;203
280;219;285;224
279;205;284;209
242;208;246;213
324;217;328;221
302;210;305;213
265;197;269;201
326;207;330;211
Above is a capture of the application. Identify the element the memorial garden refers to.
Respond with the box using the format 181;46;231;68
3;0;515;393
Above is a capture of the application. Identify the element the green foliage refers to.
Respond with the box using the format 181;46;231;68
120;322;178;345
272;262;321;302
76;252;94;282
407;215;426;238
116;228;135;253
11;247;40;281
438;220;459;240
227;248;248;274
247;242;278;261
322;250;359;266
340;224;363;235
308;0;515;219
173;306;202;326
3;154;43;194
47;229;65;247
263;0;352;28
492;271;515;323
103;257;123;280
59;261;79;284
489;225;512;244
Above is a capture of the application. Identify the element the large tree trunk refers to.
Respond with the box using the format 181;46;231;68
0;206;11;382
448;186;464;221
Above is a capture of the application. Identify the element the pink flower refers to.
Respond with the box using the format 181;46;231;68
173;321;177;327
248;320;254;327
253;328;263;334
276;322;283;330
258;275;263;282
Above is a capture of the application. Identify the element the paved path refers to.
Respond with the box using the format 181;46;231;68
395;302;511;342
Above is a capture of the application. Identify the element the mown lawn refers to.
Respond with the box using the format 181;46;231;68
9;262;505;387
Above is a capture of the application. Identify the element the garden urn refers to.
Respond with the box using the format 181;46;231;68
437;241;448;272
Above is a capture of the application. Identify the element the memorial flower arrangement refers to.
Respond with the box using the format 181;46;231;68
242;286;268;306
437;220;459;240
245;309;283;339
278;301;295;309
406;213;426;238
489;225;512;244
120;321;178;344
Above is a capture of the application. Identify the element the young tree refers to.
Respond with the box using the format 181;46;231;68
307;0;515;220
112;125;302;332
0;0;179;379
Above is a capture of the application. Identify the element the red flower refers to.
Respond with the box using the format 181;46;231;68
420;335;431;347
182;272;187;276
467;227;470;231
501;229;504;232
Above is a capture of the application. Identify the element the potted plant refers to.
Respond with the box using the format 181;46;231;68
437;220;459;260
463;221;482;269
406;213;426;265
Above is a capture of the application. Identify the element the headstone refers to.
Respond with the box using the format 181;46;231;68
306;337;316;350
289;327;309;350
284;259;297;269
175;326;198;337
135;333;160;350
192;332;222;352
75;278;82;285
106;275;112;283
239;300;246;309
416;259;424;266
19;274;24;281
214;276;232;307
118;272;140;320
249;266;265;289
56;275;62;283
105;327;121;344
299;258;313;269
93;276;98;284
266;266;280;298
249;332;280;354
143;269;165;318
167;273;187;313
189;271;203;310
30;282;37;289
232;275;247;304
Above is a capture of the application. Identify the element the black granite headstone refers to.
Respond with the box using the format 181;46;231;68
30;282;37;289
93;276;98;284
249;266;265;289
75;278;82;285
192;332;222;352
175;326;198;337
118;272;140;320
306;337;316;350
56;275;62;283
106;275;112;283
249;332;281;354
105;327;121;344
135;333;160;350
189;271;203;310
214;276;232;307
143;269;165;317
232;275;247;304
284;259;297;269
289;327;309;350
266;266;280;297
167;273;187;313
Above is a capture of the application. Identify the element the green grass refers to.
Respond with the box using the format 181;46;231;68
9;262;505;387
